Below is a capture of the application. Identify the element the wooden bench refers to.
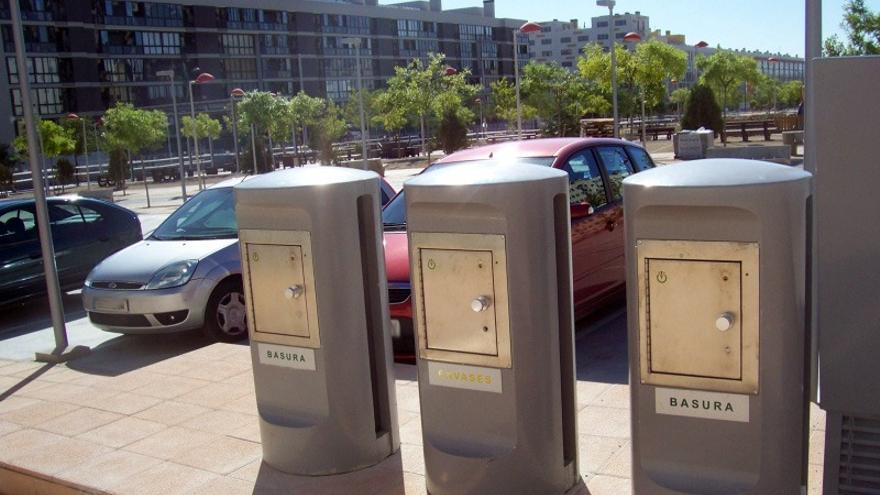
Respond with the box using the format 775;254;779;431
723;121;775;142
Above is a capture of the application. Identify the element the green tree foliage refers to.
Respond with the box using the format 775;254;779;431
235;91;284;173
100;102;168;190
489;78;536;130
286;91;326;164
749;74;780;110
670;87;691;115
343;88;376;131
824;0;880;55
632;40;687;108
522;61;593;136
437;108;469;154
14;120;76;161
579;43;638;117
681;84;723;134
779;80;804;108
377;53;478;155
183;113;222;165
54;158;74;192
696;49;760;117
308;102;347;165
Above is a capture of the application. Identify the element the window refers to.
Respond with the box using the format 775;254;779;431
626;146;654;171
222;58;257;80
560;37;571;43
322;58;371;78
596;146;634;201
541;50;552;57
597;21;608;28
561;49;572;56
540;38;552;45
563;150;607;208
597;34;608;40
325;79;356;101
614;19;627;26
11;87;63;115
7;57;60;84
615;32;625;39
152;188;237;240
221;34;254;55
50;204;85;227
577;35;590;42
459;24;491;41
0;207;37;245
540;26;551;33
324;14;370;34
133;31;181;55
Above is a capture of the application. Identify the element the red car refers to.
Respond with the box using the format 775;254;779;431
382;137;656;356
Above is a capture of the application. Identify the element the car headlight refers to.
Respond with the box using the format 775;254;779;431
145;260;199;290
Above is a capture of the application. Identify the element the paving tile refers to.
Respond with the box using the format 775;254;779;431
8;435;112;475
175;381;251;409
108;461;218;495
598;442;632;478
174;435;262;475
229;458;262;482
399;413;423;446
577;406;631;439
0;428;66;462
14;366;80;384
57;449;163;492
0;400;80;427
576;380;613;409
77;416;166;448
221;393;258;416
578;435;628;476
395;384;422;414
179;409;254;436
68;372;115;388
131;375;212;400
810;403;827;432
16;382;92;404
88;391;163;415
228;419;262;443
126;425;221;461
590;384;631;410
177;360;251;382
587;474;633;495
0;419;22;438
189;476;255;495
0;361;46;377
808;462;823;495
133;400;211;426
809;429;826;466
103;371;167;392
399;442;425;476
61;387;121;409
36;407;122;436
143;358;198;377
0;396;43;414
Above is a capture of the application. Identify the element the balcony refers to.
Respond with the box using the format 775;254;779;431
4;42;61;53
322;26;370;35
263;70;292;79
22;10;53;22
260;46;290;55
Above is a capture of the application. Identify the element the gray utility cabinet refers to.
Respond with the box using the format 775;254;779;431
234;167;399;475
623;159;811;494
405;163;580;495
813;56;880;494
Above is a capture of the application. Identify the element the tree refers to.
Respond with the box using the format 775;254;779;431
632;40;687;110
696;49;760;118
371;90;409;157
579;43;638;118
378;53;479;159
182;113;222;167
14;120;76;162
54;158;74;192
489;78;536;130
779;80;804;109
308;102;347;165
670;87;691;116
522;61;593;136
236;91;287;173
824;0;880;55
286;92;325;166
101;102;168;195
681;84;723;134
437;108;469;154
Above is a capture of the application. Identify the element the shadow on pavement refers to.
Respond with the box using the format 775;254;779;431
0;292;86;340
66;330;223;376
575;303;628;385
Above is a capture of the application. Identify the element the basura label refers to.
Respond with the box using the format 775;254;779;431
427;361;502;393
655;387;749;422
257;343;316;371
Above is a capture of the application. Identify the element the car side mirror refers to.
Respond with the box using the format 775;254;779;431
570;203;594;219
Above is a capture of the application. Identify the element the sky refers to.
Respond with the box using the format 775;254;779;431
396;0;880;57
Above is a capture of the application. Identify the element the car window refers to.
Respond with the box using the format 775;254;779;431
0;207;37;243
626;146;655;171
152;188;236;240
78;205;104;224
562;149;608;208
50;204;85;227
596;146;634;201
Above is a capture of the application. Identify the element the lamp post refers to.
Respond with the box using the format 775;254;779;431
342;37;369;169
230;88;245;174
66;113;91;190
597;0;618;138
188;72;214;190
514;21;542;139
768;57;780;112
623;31;646;144
156;69;187;201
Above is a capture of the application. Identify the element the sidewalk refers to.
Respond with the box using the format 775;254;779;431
0;311;826;495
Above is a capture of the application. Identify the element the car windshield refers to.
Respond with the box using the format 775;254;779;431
382;157;555;230
152;188;237;241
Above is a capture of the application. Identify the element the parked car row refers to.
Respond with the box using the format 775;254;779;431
2;138;654;356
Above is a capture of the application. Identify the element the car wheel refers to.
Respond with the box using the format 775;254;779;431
203;279;248;342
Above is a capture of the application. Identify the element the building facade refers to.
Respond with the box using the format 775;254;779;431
0;0;527;145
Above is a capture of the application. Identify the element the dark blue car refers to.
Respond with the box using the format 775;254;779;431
0;196;141;307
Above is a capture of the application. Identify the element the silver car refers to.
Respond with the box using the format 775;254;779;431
82;177;250;342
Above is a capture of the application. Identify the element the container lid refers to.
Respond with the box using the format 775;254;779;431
624;159;811;188
406;161;567;188
234;166;377;191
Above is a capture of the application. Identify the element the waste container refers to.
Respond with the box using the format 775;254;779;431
234;167;399;475
405;162;579;495
624;159;811;494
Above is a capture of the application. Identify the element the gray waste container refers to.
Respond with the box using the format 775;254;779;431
405;162;579;495
623;159;811;494
234;167;399;475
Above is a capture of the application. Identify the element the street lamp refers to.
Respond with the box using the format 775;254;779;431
341;37;369;170
514;21;542;139
230;88;245;174
188;71;214;190
66;113;91;191
767;57;780;112
156;69;187;201
596;0;618;138
622;31;646;144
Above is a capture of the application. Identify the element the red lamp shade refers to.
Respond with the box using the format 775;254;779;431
623;32;642;42
444;66;458;76
695;41;709;48
230;88;246;97
66;113;80;120
194;73;215;84
768;57;780;63
519;21;542;34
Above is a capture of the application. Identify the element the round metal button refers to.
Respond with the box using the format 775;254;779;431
285;285;304;300
471;296;491;313
715;312;735;332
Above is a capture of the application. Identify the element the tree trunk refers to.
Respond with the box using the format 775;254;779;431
208;137;214;169
292;126;299;167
